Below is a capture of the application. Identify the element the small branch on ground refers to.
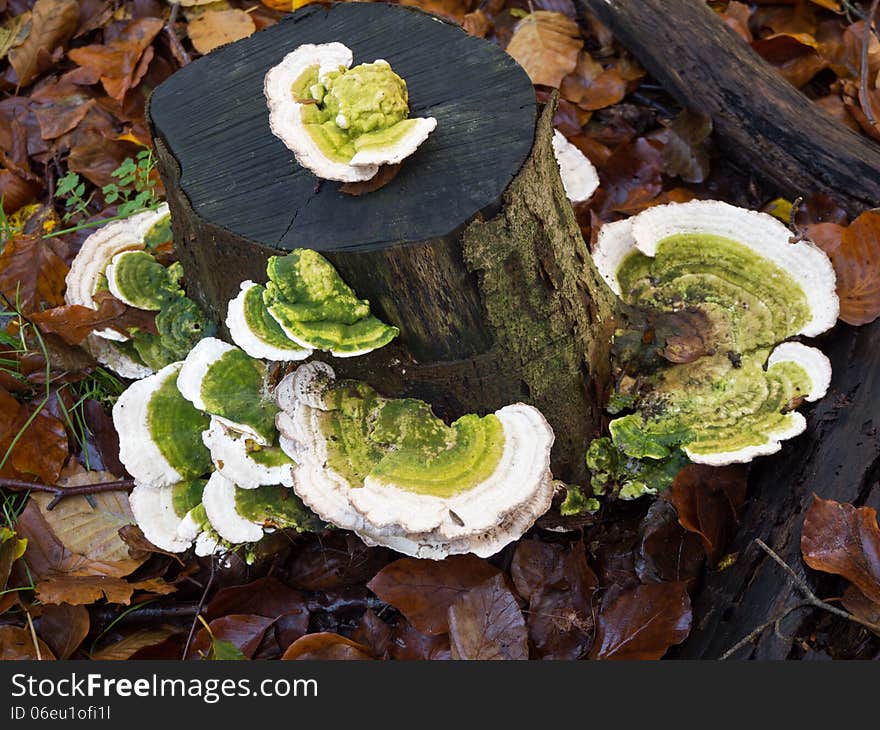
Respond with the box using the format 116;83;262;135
0;477;135;510
861;0;880;125
719;539;880;659
165;2;191;67
182;556;216;660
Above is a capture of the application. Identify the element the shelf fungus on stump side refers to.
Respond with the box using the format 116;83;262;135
592;199;838;467
201;417;295;489
177;337;279;445
202;472;321;545
112;362;212;488
264;42;437;182
552;130;599;204
259;249;398;358
128;478;221;556
275;362;555;559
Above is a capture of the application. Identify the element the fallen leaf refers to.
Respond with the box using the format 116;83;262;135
637;500;705;585
67;18;164;101
841;585;880;634
650;110;712;184
0;526;27;592
29;78;96;141
29;295;150;346
388;619;452;660
752;34;828;88
0;234;69;314
462;10;492;38
1;403;68;484
287;533;391;591
188;615;274;659
187;9;255;55
448;574;528;660
669;463;748;564
35;603;89;659
282;632;375;660
595;137;664;217
92;628;179;660
560;52;626;111
0;625;55;660
817;210;880;325
801;495;880;604
511;540;598;659
589;582;692;660
720;1;752;42
339;164;400;196
367;554;500;635
8;0;79;87
506;11;582;88
0;169;41;216
398;0;475;23
351;609;392;659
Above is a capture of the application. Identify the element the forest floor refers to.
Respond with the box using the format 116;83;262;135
0;0;879;660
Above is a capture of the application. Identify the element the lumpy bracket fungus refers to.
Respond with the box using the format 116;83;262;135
149;2;617;482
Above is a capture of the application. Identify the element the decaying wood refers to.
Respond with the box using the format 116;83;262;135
579;0;880;658
579;0;880;215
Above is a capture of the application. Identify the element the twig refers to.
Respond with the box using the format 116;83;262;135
24;610;40;660
719;539;880;659
861;0;880;125
182;556;216;660
0;477;135;510
165;2;191;67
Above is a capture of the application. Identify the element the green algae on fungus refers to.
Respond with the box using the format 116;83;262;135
264;43;436;182
262;249;398;357
274;362;555;559
105;251;183;311
586;436;688;500
132;296;216;371
128;478;214;554
202;472;321;545
201;416;295;490
112;362;212;489
226;280;312;362
592;200;838;468
177;337;278;445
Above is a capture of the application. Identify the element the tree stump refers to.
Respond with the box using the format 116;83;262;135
148;2;617;482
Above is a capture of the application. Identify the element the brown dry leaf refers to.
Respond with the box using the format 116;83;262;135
188;9;256;55
0;234;68;314
0;625;56;660
29;292;157;346
561;52;626;111
287;532;391;591
637;500;705;586
351;609;392;660
650;110;712;184
809;0;842;11
841;585;880;634
801;495;880;605
367;554;500;635
0;13;30;63
506;11;582;89
462;10;492;38
589;582;692;660
447;574;528;660
67;18;164;101
30;78;96;141
388;619;452;660
340;163;401;196
35;574;175;606
3;405;69;484
818;210;880;325
720;1;752;42
752;34;828;88
205;575;309;643
36;603;89;659
8;0;79;88
595;137;664;218
282;632;375;660
669;464;748;564
91;627;179;660
398;0;475;23
0;169;41;215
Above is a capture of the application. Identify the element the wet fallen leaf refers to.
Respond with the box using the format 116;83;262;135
282;632;375;660
35;603;89;659
506;11;582;88
595;137;664;217
8;0;79;87
388;619;452;660
650;110;712;184
448;574;528;660
187;9;256;55
0;625;55;660
367;554;500;635
637;500;705;585
841;585;880;635
92;628;180;660
188;615;275;659
752;34;828;88
351;609;392;660
669;463;748;564
560;52;626;111
287;532;391;591
801;495;880;605
589;582;692;660
29;292;158;346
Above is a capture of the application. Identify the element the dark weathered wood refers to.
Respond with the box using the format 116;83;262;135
579;0;880;214
577;0;880;658
150;3;619;482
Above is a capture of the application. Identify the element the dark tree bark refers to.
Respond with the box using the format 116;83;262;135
149;2;618;482
579;0;880;658
579;0;880;216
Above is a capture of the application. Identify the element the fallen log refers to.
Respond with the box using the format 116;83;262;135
580;0;880;658
148;2;618;482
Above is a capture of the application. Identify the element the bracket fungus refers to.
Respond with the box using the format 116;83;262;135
128;478;221;555
265;43;437;182
552;130;600;204
275;362;555;559
202;417;295;489
260;249;398;358
226;281;312;362
592;200;839;467
112;362;212;489
177;337;278;445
